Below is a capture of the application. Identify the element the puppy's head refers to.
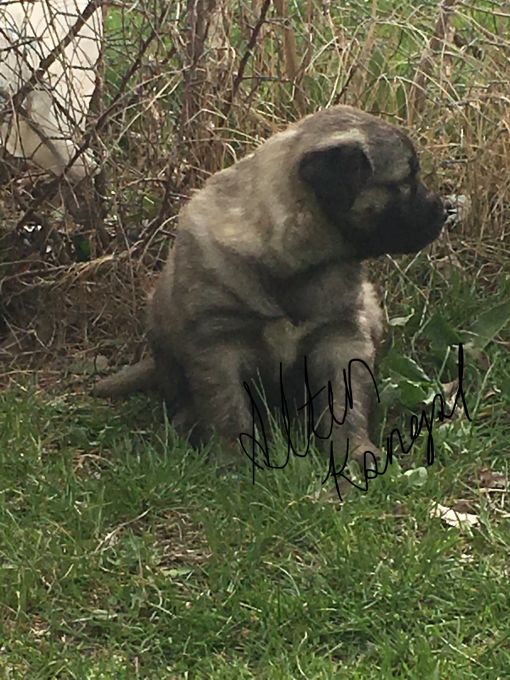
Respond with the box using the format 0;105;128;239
296;106;445;257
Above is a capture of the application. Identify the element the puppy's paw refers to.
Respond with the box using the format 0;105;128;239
350;439;383;473
207;438;244;470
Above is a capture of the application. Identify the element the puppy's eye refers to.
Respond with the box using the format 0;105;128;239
404;178;419;195
397;182;411;198
385;180;414;198
385;181;406;193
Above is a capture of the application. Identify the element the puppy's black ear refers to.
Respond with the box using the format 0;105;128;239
298;142;373;216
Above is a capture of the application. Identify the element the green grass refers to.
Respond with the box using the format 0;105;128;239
1;261;509;678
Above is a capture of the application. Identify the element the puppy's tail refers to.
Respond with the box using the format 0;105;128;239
92;356;157;398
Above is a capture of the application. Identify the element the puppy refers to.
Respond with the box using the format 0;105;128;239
94;105;445;466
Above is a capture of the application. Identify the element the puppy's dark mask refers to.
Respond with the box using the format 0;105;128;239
297;135;445;259
298;142;373;218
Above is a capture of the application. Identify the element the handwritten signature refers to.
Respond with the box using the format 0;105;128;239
239;344;471;501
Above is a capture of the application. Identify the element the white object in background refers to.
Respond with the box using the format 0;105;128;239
0;0;103;181
429;502;480;529
444;193;472;229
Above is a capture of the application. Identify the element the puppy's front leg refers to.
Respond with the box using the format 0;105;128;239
304;331;381;469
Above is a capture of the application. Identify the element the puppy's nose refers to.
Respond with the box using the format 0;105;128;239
427;191;446;226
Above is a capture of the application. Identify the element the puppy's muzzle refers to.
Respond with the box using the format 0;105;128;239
422;190;446;240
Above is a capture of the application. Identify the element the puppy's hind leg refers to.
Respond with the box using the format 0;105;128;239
182;341;260;465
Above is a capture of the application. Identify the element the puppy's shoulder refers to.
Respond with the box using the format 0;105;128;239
179;159;268;257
